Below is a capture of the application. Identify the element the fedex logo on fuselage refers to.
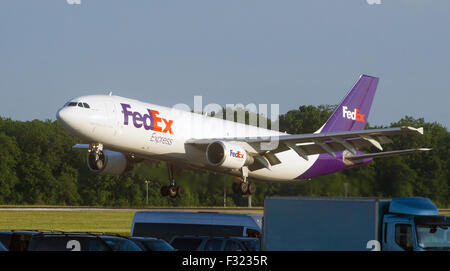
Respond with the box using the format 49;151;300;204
342;106;365;123
230;150;244;159
121;103;173;134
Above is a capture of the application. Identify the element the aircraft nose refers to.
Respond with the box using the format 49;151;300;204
56;107;73;128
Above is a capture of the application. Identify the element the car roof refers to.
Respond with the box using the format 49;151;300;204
31;232;128;238
171;235;250;240
130;236;159;241
0;230;42;235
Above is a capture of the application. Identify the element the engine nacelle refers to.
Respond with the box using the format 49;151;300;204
87;150;132;175
206;141;253;169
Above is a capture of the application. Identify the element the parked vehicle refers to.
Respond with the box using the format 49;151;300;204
131;211;262;242
130;237;175;251
0;230;41;251
169;235;260;251
263;197;450;251
27;232;114;251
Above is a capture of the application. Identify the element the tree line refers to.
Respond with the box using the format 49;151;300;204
0;105;448;207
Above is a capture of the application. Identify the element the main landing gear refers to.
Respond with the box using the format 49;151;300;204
232;181;256;195
160;164;184;198
232;167;256;196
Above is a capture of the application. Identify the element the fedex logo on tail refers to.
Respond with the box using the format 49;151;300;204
342;106;365;123
121;103;173;134
230;150;244;159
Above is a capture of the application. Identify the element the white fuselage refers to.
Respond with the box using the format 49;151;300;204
56;95;319;181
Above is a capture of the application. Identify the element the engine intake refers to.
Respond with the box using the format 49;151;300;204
87;150;133;175
206;141;253;169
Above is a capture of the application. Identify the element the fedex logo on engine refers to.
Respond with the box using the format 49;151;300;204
342;106;365;123
230;150;244;159
121;103;173;134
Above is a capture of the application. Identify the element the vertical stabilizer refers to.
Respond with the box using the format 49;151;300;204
318;74;379;133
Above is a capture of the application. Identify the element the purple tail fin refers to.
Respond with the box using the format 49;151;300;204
317;74;379;133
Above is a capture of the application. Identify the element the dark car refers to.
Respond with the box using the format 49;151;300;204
27;232;115;251
0;230;42;251
169;236;260;251
130;237;175;251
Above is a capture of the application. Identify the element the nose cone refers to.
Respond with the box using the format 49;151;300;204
56;107;68;127
56;107;78;132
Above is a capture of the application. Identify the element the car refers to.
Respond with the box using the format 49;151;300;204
0;230;42;251
169;236;260;251
130;237;175;251
27;232;115;251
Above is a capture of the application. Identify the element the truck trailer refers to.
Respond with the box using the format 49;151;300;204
263;197;449;251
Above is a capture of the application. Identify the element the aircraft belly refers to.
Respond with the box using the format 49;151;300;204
249;150;320;181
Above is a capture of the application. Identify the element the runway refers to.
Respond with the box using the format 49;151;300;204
0;207;264;214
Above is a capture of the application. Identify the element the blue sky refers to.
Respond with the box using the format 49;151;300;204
0;0;449;128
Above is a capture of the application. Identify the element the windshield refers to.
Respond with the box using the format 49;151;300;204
101;237;142;251
140;239;174;251
416;225;450;251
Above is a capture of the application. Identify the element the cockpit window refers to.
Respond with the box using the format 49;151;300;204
65;101;90;108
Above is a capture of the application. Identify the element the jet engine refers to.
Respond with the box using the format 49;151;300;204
87;150;133;175
206;141;253;169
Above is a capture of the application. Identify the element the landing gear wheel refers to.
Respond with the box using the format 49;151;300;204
176;186;185;198
240;182;249;195
248;182;256;195
232;182;241;194
168;186;177;198
160;185;169;197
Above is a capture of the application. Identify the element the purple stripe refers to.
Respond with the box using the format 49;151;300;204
297;151;372;180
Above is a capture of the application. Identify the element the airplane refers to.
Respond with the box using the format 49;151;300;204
56;74;430;198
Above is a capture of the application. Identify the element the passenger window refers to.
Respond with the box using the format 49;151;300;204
395;224;414;251
87;240;108;251
170;238;203;251
83;103;90;109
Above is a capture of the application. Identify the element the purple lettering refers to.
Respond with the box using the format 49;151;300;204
144;109;154;130
121;103;133;125
120;103;173;134
133;112;143;128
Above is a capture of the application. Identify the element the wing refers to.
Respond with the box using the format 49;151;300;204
186;126;429;170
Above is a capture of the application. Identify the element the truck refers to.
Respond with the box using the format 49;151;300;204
263;197;450;251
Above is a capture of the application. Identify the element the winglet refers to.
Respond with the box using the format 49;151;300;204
402;126;424;135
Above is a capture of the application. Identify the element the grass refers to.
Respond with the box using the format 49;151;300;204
0;207;263;236
0;210;136;236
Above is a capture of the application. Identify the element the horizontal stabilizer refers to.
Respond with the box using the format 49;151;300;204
73;144;90;149
346;148;431;162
